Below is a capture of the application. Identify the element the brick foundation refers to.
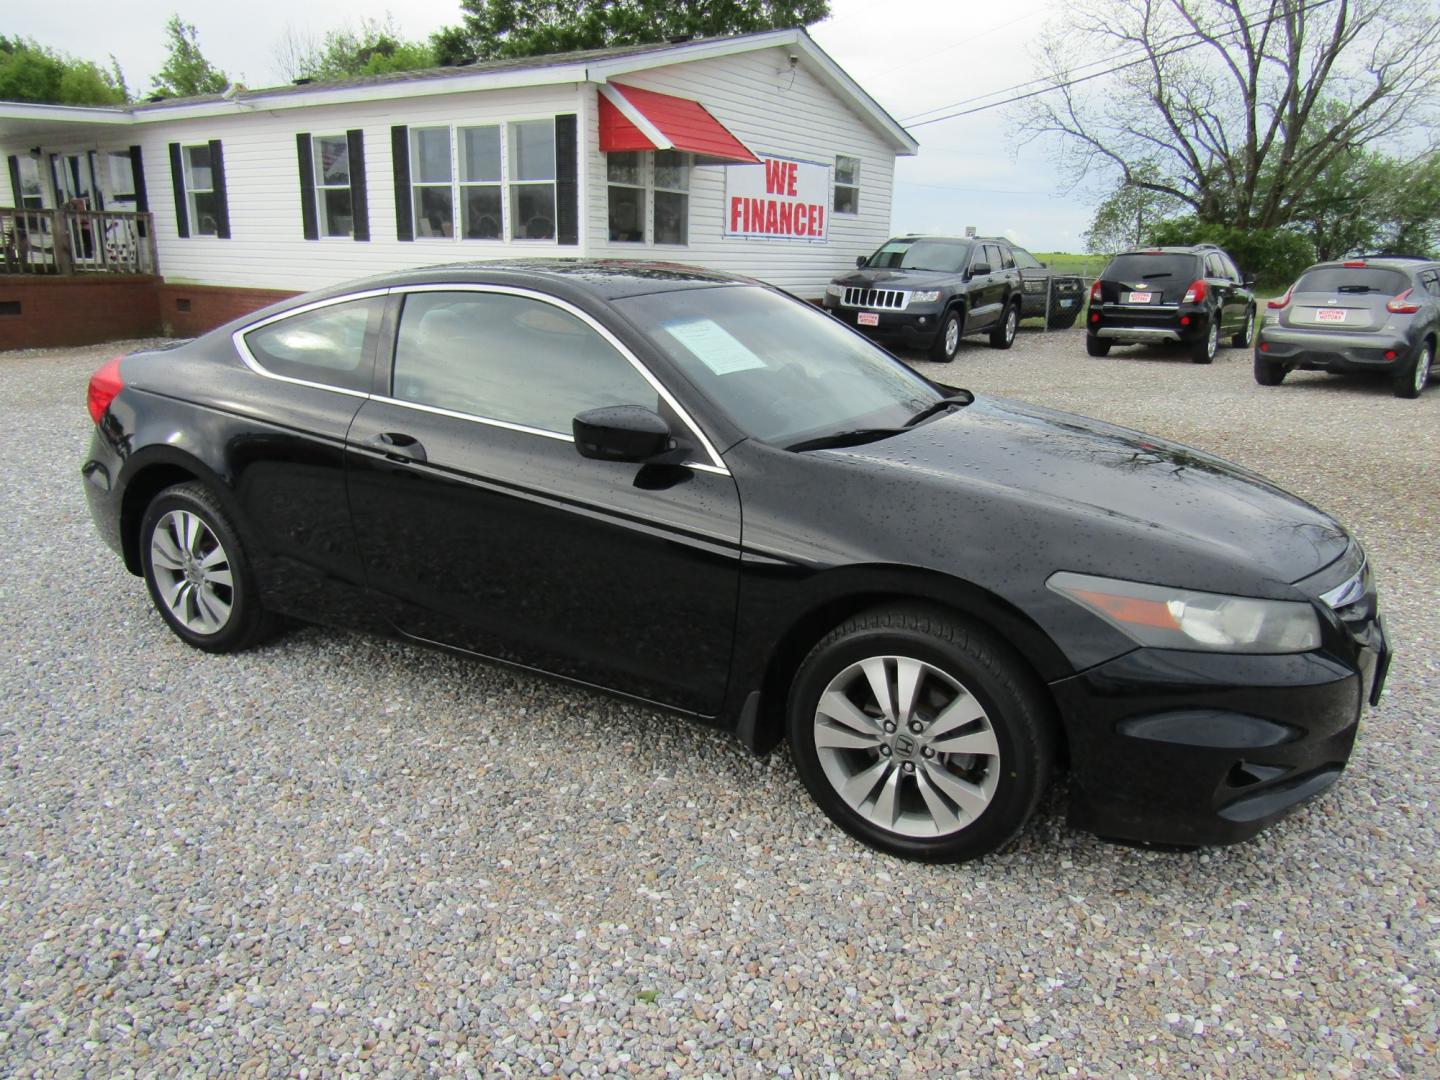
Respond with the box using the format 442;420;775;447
156;283;301;338
0;275;163;351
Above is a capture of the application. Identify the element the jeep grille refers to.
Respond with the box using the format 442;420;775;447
843;287;908;310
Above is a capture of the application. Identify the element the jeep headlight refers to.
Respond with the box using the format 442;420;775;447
825;284;843;298
911;290;942;303
1048;572;1321;653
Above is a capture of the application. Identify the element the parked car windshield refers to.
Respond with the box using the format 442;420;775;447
615;286;943;447
1295;267;1412;295
863;238;972;273
1104;253;1197;282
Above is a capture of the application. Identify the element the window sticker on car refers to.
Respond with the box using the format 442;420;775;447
662;319;767;376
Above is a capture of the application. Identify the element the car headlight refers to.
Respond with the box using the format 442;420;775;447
910;290;942;303
825;284;844;298
1047;572;1321;653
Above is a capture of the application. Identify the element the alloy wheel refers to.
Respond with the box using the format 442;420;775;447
149;510;235;635
1416;345;1432;394
812;655;1000;838
944;317;960;355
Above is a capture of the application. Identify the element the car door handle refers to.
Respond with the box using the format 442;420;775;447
364;432;427;464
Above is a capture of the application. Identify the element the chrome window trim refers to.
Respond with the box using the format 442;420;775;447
389;283;729;473
231;288;392;399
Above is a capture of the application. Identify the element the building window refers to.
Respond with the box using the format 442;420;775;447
106;152;136;205
834;155;859;215
509;119;556;240
607;152;645;243
410;127;454;238
15;157;44;208
459;125;502;240
183;144;219;235
312;135;354;237
653;150;689;246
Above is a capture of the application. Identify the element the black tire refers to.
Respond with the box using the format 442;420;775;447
1253;352;1287;386
1393;340;1433;399
1190;317;1220;364
929;308;963;362
786;605;1055;863
989;302;1019;349
1231;305;1255;348
139;481;275;653
1085;336;1111;357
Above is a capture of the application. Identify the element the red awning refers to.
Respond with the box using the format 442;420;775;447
598;83;760;164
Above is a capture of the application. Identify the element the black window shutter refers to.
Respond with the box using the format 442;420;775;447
6;156;20;208
391;125;412;242
129;146;148;213
168;142;189;238
296;133;319;241
555;113;578;246
347;129;369;242
209;139;230;239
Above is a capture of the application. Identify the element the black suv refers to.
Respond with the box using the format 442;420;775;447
1087;244;1257;364
824;235;1024;361
985;239;1085;329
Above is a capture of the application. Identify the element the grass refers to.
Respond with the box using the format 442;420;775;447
1031;251;1109;277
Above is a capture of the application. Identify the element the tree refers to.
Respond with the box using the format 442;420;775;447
273;17;435;83
1083;177;1184;254
1023;0;1440;231
1146;218;1315;288
151;15;229;99
435;0;830;65
0;36;128;105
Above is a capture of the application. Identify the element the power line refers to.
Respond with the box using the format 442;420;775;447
902;0;1336;129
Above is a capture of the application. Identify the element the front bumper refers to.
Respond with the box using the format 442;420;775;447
824;299;944;345
1256;325;1413;372
1049;570;1389;847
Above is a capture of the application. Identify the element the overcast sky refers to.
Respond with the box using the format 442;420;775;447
9;0;1098;250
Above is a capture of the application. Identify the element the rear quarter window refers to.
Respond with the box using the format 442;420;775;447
242;296;385;392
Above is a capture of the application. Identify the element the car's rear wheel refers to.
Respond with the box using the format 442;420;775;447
786;607;1054;862
1253;352;1287;386
1231;306;1255;348
1085;336;1111;357
1393;340;1433;399
989;303;1019;349
140;482;274;653
1191;318;1220;364
929;309;963;362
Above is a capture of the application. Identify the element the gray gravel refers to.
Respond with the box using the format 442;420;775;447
1;330;1436;1077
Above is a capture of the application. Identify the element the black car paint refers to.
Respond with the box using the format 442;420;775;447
83;261;1388;848
1089;246;1255;349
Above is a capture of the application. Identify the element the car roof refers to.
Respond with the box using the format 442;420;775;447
887;234;977;244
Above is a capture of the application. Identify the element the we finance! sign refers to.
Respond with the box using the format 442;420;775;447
724;156;830;242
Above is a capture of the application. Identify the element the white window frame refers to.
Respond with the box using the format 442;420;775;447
458;124;504;241
606;151;646;244
313;134;353;239
508;118;557;243
410;126;456;240
183;143;218;237
834;155;860;216
651;150;690;247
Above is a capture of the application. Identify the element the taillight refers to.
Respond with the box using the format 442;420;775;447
87;355;125;425
1268;286;1294;310
1386;289;1420;314
1343;260;1366;268
1182;279;1208;304
1089;280;1102;302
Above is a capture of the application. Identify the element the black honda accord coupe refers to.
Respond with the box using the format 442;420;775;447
81;261;1390;862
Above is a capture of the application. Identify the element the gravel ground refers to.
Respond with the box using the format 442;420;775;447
1;329;1436;1078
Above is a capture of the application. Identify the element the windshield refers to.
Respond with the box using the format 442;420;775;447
1104;253;1197;282
1295;267;1411;295
864;238;972;273
615;286;943;447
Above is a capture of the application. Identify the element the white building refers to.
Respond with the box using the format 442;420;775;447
0;29;916;341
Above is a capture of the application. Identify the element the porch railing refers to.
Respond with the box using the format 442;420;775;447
1;207;157;276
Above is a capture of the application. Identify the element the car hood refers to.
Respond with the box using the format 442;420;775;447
832;268;961;289
826;396;1349;588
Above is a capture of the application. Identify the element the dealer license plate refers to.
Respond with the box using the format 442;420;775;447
857;312;880;326
1316;308;1347;322
1126;291;1154;304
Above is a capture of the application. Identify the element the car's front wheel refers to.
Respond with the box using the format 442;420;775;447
989;302;1019;349
786;607;1054;862
929;308;963;362
140;482;274;653
1393;340;1433;399
1191;318;1220;364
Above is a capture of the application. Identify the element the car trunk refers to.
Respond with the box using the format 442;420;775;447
1100;254;1199;306
1281;267;1410;333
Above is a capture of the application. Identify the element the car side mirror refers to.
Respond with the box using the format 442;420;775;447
573;405;672;463
968;262;991;278
855;255;867;268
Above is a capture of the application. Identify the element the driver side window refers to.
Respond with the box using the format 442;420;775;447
391;291;658;434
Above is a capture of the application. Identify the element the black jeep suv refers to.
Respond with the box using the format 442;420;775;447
824;235;1024;361
1087;244;1257;364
